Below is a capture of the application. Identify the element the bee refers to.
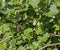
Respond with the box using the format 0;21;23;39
58;32;60;35
17;24;23;32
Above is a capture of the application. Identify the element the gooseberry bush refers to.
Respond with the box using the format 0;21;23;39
0;0;60;50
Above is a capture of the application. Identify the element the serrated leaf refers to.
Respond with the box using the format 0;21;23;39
47;48;51;50
0;23;10;32
10;38;16;47
0;42;6;49
29;0;40;8
24;28;33;36
36;27;42;35
30;43;37;50
2;0;6;7
2;9;15;14
46;4;59;17
53;24;59;31
53;48;58;50
54;0;60;6
18;46;26;50
42;33;49;42
23;28;33;41
37;33;49;43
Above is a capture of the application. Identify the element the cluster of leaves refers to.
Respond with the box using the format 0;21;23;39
0;0;60;50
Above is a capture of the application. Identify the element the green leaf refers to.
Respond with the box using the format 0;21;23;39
46;4;59;17
30;42;38;50
36;27;42;35
47;48;51;50
2;9;15;14
30;44;36;50
37;33;49;43
18;46;26;50
2;0;6;7
0;42;6;49
23;28;33;41
10;38;16;47
0;23;10;32
42;33;49;42
54;0;60;6
7;48;14;50
29;0;40;8
16;40;22;45
53;48;58;50
53;24;59;31
24;28;33;36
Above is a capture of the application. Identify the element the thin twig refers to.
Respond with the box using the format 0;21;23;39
49;34;60;37
54;35;60;37
0;36;13;44
39;43;60;50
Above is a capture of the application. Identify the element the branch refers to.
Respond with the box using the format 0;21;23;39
39;43;60;50
54;35;60;37
0;36;13;44
49;34;60;37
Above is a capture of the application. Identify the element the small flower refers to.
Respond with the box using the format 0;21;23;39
37;22;40;27
24;15;28;20
53;16;55;18
33;21;37;26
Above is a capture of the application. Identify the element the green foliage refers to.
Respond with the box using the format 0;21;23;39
29;0;40;8
18;46;26;50
46;4;59;17
0;42;6;49
0;0;60;50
